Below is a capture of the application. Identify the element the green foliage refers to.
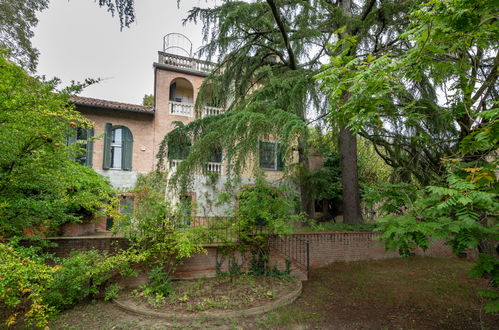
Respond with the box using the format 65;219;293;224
115;171;207;283
363;183;419;216
373;160;497;255
0;0;49;71
0;243;147;328
234;179;298;276
0;55;116;238
145;267;173;296
142;93;154;107
296;219;378;233
0;242;56;328
318;0;497;185
320;0;498;311
308;130;392;202
104;283;122;301
307;151;342;201
470;254;499;313
236;178;295;245
44;248;146;312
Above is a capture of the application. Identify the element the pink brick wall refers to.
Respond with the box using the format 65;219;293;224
292;232;477;268
39;232;477;282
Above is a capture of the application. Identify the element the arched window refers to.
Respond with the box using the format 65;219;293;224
102;123;133;170
169;78;194;116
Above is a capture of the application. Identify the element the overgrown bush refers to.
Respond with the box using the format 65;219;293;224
0;242;148;328
0;242;57;328
43;249;145;312
115;171;207;284
0;53;117;238
234;178;298;275
236;178;295;244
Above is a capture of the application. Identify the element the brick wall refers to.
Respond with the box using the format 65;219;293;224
37;232;477;282
43;237;129;257
291;232;477;268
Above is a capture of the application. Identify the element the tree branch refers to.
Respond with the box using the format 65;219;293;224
266;0;298;70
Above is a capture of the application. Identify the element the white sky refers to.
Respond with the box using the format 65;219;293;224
33;0;208;105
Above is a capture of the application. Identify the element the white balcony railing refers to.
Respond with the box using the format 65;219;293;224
170;101;193;116
159;52;216;74
205;162;222;174
169;159;182;172
170;159;222;174
202;106;225;117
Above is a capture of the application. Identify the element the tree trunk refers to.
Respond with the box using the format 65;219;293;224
298;136;315;219
339;126;363;224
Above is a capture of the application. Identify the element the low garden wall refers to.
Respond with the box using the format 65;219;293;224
43;237;129;257
292;232;477;268
38;232;477;281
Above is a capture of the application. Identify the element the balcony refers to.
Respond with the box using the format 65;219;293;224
205;162;223;174
168;159;222;175
202;106;225;117
170;101;194;116
170;102;225;118
169;159;183;171
159;51;215;74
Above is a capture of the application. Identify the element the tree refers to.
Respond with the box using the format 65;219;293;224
142;94;154;106
0;0;49;71
0;0;135;71
159;0;412;222
319;0;497;186
320;0;498;311
0;53;116;237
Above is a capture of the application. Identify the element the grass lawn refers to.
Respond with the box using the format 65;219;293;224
50;257;498;329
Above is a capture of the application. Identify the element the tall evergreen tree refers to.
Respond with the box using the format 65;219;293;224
160;0;414;222
319;0;497;186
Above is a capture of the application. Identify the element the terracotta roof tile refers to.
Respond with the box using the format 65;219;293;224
70;96;154;114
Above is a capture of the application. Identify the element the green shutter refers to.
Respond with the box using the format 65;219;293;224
85;128;94;167
66;128;77;145
277;143;285;171
259;141;264;168
122;127;133;171
102;123;112;170
66;128;77;161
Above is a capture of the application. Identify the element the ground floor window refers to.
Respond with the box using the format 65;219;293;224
259;141;284;171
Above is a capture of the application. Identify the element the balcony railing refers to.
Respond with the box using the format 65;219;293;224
169;159;182;171
170;101;193;116
202;106;225;117
205;162;222;174
169;159;222;175
159;51;216;74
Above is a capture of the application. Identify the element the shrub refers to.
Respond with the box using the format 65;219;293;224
114;171;207;292
236;178;295;245
234;178;298;275
0;243;57;328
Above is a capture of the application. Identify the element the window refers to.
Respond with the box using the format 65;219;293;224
168;141;191;160
111;127;123;169
259;141;284;171
119;195;135;216
67;127;94;167
179;194;193;226
210;147;223;163
103;123;133;170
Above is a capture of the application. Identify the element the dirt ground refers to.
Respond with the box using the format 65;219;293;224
50;257;499;329
120;275;298;313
